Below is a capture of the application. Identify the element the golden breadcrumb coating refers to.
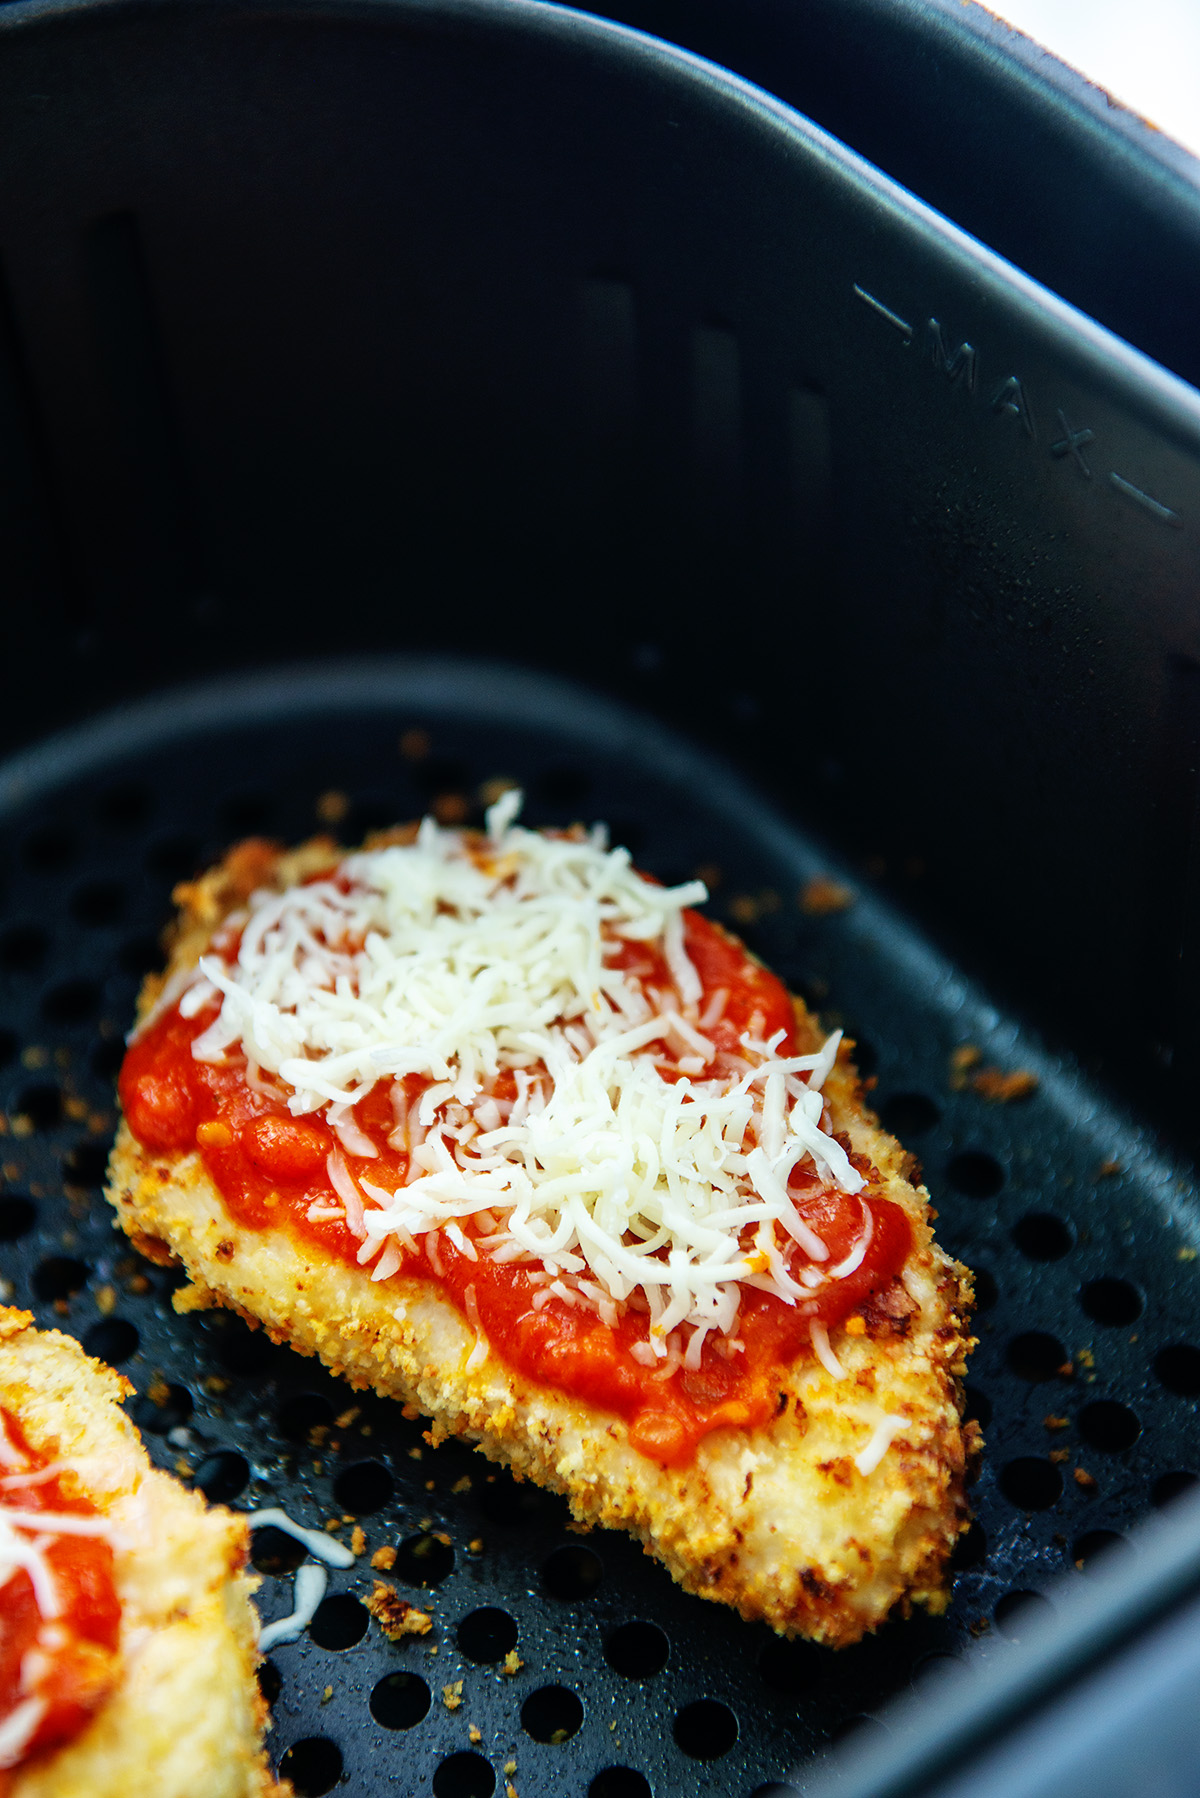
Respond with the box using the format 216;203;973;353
105;835;978;1647
0;1309;281;1798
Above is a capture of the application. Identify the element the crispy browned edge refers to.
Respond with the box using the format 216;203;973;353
105;832;980;1648
0;1307;284;1798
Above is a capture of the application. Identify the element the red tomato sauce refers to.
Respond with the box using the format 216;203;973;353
0;1410;121;1774
121;909;910;1466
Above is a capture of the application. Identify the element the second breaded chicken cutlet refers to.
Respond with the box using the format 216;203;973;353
0;1308;279;1798
106;796;977;1647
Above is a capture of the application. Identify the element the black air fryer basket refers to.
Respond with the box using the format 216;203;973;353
2;4;1200;1796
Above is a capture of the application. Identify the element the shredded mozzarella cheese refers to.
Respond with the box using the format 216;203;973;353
245;1507;356;1569
854;1414;909;1476
0;1449;125;1761
183;795;866;1358
257;1562;328;1652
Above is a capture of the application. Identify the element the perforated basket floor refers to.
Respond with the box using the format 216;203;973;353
1;660;1198;1798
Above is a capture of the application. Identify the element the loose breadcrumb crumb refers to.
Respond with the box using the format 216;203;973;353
1043;1415;1070;1431
321;1686;333;1704
365;1580;433;1640
351;1526;367;1556
948;1045;982;1090
442;1680;464;1711
799;875;855;917
371;1544;398;1571
451;1475;472;1494
95;1283;117;1316
1073;1468;1097;1490
468;1725;482;1744
502;1650;523;1676
971;1067;1039;1103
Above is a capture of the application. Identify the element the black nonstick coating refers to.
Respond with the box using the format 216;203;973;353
1;660;1197;1798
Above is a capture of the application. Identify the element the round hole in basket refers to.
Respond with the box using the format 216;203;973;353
1010;1213;1074;1261
1078;1401;1141;1453
0;923;49;970
1153;1470;1200;1508
1006;1332;1069;1381
945;1151;1005;1198
878;1092;941;1137
130;1380;191;1429
394;1531;455;1586
276;1737;343;1798
193;1450;251;1503
23;827;75;873
994;1590;1053;1640
16;1083;63;1131
589;1772;653;1798
673;1698;739;1759
371;1670;433;1730
433;1751;496;1798
457;1606;519;1664
308;1593;369;1650
972;1268;999;1311
71;878;126;926
999;1458;1063;1509
41;978;100;1026
331;1458;393;1514
1154;1344;1200;1396
950;1520;988;1570
963;1386;993;1428
82;1318;140;1365
251;1526;308;1578
32;1255;90;1300
541;1544;604;1600
257;1659;282;1707
0;1196;37;1241
1078;1277;1143;1326
1073;1530;1133;1576
63;1140;112;1188
276;1392;335;1441
521;1684;584;1744
604;1620;669;1679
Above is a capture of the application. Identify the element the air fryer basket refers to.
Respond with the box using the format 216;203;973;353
0;3;1199;1795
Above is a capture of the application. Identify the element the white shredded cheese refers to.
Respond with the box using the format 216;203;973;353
809;1320;849;1381
184;795;867;1360
0;1466;127;1761
245;1507;356;1569
0;1695;47;1769
854;1414;909;1477
257;1561;328;1653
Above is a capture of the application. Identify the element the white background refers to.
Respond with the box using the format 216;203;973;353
985;0;1200;158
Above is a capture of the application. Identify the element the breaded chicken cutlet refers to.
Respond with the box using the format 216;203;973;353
106;798;977;1647
0;1308;279;1798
